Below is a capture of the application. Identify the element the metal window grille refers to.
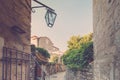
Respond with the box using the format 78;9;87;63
2;47;36;80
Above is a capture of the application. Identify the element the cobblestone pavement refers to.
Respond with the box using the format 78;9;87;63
45;71;66;80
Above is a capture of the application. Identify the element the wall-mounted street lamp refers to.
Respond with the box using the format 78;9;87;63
32;0;57;27
45;10;57;27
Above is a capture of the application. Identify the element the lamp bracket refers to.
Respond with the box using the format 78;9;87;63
32;0;55;13
32;6;44;9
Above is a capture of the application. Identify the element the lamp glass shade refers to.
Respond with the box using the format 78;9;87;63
45;10;57;27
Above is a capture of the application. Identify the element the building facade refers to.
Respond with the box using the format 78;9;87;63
31;36;59;53
31;36;64;64
93;0;120;80
0;0;31;80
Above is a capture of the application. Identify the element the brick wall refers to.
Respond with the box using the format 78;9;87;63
93;0;120;80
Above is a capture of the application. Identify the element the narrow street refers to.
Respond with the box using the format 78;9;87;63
45;71;66;80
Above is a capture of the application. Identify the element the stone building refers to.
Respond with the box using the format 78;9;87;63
0;0;31;80
31;36;64;63
31;36;59;53
93;0;120;80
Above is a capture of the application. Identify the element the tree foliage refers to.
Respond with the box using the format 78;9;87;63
49;54;59;63
62;33;93;70
67;35;81;49
67;33;93;50
36;47;50;58
31;45;50;59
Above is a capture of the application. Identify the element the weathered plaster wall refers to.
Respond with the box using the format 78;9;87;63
93;0;120;80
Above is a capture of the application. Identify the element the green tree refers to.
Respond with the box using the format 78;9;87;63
67;33;93;50
36;47;50;58
67;35;81;50
79;33;93;46
49;54;59;63
62;33;93;70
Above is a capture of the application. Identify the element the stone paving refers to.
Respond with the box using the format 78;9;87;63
45;71;66;80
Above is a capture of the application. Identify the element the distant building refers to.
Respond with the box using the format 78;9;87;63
31;36;64;64
31;36;59;53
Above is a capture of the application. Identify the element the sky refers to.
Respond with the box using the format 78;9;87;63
31;0;93;51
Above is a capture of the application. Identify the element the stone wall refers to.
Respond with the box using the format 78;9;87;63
65;67;93;80
0;0;31;80
0;0;31;53
93;0;120;80
46;63;66;75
